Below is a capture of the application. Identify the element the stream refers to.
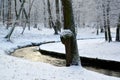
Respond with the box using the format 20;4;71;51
11;46;120;78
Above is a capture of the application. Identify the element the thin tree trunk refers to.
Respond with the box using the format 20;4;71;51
28;0;31;30
2;0;5;25
21;21;27;34
5;0;25;40
116;25;120;41
55;0;61;32
47;0;52;28
6;0;12;29
42;0;47;27
116;14;120;41
19;0;34;34
33;8;38;28
102;3;108;41
47;0;58;34
26;0;35;30
21;8;28;34
0;0;2;21
106;0;112;42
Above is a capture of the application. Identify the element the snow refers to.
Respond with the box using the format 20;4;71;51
40;39;120;62
60;29;73;38
0;26;120;80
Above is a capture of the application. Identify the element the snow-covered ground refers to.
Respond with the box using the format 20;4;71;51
40;39;120;62
0;25;120;80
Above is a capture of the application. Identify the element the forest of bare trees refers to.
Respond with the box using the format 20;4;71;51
0;0;120;41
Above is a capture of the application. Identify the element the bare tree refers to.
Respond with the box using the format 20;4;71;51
102;0;112;42
6;0;12;29
113;0;120;41
116;13;120;41
33;8;38;28
47;0;58;34
102;0;108;41
2;0;5;25
0;0;2;21
55;0;61;32
42;0;47;27
21;0;35;34
106;0;112;42
5;0;26;40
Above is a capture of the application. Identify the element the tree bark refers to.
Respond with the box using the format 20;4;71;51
28;0;31;30
55;0;61;32
102;0;112;42
2;0;5;25
116;14;120;41
61;0;81;66
5;0;25;40
102;3;108;41
47;0;58;34
6;0;12;29
106;0;112;42
42;0;47;27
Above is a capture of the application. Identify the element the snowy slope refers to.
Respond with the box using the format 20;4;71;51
0;26;120;80
40;39;120;62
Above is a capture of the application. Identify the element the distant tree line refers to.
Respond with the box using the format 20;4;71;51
0;0;120;42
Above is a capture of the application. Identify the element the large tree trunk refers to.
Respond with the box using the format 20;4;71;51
61;0;81;66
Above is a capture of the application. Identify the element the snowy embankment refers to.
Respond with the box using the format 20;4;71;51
0;26;120;80
40;39;120;62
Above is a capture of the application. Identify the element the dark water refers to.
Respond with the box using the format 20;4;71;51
84;66;120;77
11;46;120;78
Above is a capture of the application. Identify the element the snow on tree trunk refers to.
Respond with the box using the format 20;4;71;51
61;0;81;66
60;30;81;66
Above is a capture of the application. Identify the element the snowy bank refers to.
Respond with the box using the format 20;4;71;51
0;26;120;80
40;39;120;62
